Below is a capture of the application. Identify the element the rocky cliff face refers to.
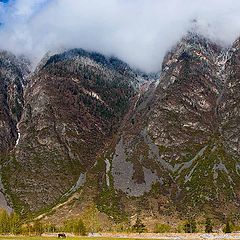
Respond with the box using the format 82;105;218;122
3;49;147;213
0;51;29;154
0;51;30;212
1;33;240;222
97;33;240;220
219;38;240;157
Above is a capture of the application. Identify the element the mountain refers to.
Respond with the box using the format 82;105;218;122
0;51;29;153
0;51;30;212
1;33;240;227
1;49;151;215
93;33;238;222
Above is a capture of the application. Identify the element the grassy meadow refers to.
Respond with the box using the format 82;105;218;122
0;237;158;240
0;237;166;240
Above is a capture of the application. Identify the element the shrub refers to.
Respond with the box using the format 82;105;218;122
205;218;213;233
223;221;233;233
63;218;87;235
154;224;171;233
183;218;197;233
132;217;146;233
32;220;44;236
0;209;22;234
233;225;240;232
177;224;184;233
44;223;57;233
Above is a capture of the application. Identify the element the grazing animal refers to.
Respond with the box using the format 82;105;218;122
58;233;66;238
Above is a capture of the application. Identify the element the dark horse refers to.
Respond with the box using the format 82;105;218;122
58;233;66;238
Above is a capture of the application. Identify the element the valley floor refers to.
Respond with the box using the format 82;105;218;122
1;233;240;240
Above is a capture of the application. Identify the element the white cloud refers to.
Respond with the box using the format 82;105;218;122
11;0;46;17
0;0;240;72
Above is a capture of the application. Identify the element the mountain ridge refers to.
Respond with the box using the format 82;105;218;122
1;33;240;226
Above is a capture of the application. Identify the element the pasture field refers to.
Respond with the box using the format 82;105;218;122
0;237;143;240
0;237;158;240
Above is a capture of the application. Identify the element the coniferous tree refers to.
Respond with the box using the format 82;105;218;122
9;212;21;234
74;219;87;236
32;220;44;236
0;209;22;234
63;218;87;235
132;217;146;234
0;209;10;234
205;218;213;233
223;221;232;233
183;218;197;233
44;223;57;233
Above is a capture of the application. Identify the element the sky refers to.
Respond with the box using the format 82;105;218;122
0;0;240;72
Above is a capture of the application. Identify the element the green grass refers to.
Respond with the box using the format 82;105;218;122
0;237;158;240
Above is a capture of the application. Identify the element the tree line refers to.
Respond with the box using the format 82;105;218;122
0;209;86;236
131;217;236;234
0;208;237;235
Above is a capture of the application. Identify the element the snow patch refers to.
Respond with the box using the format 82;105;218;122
105;159;111;187
16;132;20;146
82;88;105;103
15;123;21;146
236;163;240;176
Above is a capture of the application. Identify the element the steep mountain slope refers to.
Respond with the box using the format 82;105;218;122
92;33;240;221
3;49;147;214
0;51;29;154
36;34;240;225
219;38;240;157
0;51;30;212
2;33;240;225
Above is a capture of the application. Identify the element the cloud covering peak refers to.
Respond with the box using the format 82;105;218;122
0;0;240;72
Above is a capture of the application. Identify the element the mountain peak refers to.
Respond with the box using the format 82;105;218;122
1;35;240;226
